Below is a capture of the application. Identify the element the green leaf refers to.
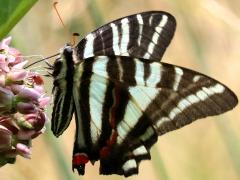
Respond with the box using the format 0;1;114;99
0;0;38;39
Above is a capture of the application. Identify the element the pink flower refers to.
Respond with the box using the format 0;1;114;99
0;37;11;51
0;37;50;167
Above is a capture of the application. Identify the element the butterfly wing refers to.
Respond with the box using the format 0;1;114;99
75;11;176;61
51;49;75;137
72;56;238;176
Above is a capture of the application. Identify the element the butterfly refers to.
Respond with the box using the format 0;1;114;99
50;11;238;177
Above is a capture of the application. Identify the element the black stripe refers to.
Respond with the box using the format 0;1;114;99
120;57;136;86
78;57;95;151
152;14;176;60
51;88;62;133
117;22;123;48
139;59;151;84
115;87;130;125
157;63;175;88
58;48;74;130
93;32;103;56
106;56;120;81
101;26;114;55
125;114;158;149
76;39;86;60
96;81;115;155
127;15;139;50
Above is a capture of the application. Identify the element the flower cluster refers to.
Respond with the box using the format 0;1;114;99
0;37;50;167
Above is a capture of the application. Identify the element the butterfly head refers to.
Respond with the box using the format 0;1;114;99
52;44;74;79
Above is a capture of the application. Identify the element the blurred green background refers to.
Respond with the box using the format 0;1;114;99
0;0;240;179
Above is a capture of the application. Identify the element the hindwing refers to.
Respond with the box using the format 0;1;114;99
71;55;237;176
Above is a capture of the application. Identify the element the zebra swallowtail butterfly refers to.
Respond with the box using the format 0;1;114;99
50;11;238;177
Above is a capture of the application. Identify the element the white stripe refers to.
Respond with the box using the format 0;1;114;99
178;99;191;110
196;90;208;101
120;18;130;55
89;60;108;144
149;15;153;25
155;83;226;129
134;58;145;86
140;127;154;141
83;33;94;58
208;84;225;93
133;145;148;156
173;67;183;91
137;14;143;46
155;15;168;33
147;42;155;55
193;75;201;82
143;52;150;59
186;94;200;104
92;56;109;78
117;101;142;144
152;31;160;44
129;86;159;110
110;23;120;55
143;15;168;58
169;107;182;120
136;14;144;24
116;57;123;82
122;159;137;172
145;62;162;87
155;117;171;128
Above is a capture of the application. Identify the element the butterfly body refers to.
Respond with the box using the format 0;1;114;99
51;11;238;177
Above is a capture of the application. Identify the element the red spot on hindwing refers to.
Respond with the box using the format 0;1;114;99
100;86;120;159
110;86;120;128
72;153;89;166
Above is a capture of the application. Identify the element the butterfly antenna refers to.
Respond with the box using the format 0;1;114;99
53;1;79;46
24;53;60;69
53;2;68;35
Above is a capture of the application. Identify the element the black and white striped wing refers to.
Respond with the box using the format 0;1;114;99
73;56;238;176
75;11;176;61
51;49;75;137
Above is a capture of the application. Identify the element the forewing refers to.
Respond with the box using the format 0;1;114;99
75;11;176;61
51;86;74;137
51;51;75;137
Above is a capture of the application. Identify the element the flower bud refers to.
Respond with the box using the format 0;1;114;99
16;87;41;102
0;125;12;152
16;143;31;159
16;102;36;114
39;96;51;108
12;60;28;70
0;37;11;51
6;70;27;83
25;111;46;131
0;87;15;115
